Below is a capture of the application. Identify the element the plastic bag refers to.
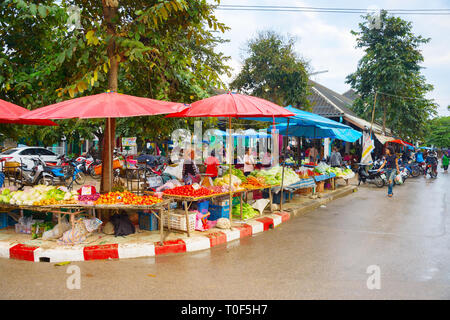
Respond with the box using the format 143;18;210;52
251;199;270;215
42;220;71;240
395;174;403;184
164;161;183;180
216;218;230;229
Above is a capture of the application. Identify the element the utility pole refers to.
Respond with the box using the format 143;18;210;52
370;91;378;135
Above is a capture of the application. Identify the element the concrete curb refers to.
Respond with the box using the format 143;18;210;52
1;186;356;263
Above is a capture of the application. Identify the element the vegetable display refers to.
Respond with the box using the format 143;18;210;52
163;184;215;198
0;185;79;206
224;167;247;183
252;165;300;186
240;176;268;189
232;202;258;219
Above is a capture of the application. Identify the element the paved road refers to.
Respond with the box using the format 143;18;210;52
1;171;449;300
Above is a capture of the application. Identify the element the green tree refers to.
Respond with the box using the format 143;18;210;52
346;10;437;140
424;116;450;148
230;30;310;109
0;0;231;191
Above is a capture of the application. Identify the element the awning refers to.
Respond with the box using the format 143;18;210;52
344;114;392;136
374;133;395;145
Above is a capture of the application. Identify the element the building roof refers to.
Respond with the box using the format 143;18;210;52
308;80;358;118
342;89;360;101
307;80;392;136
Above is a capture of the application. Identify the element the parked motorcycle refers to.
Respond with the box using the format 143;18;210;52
40;157;86;188
357;163;385;188
16;158;47;188
425;163;438;179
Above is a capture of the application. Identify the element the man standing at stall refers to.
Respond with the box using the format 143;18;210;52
330;147;342;168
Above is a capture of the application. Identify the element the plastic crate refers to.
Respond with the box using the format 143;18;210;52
208;204;230;221
138;211;159;231
162;212;195;232
0;212;8;230
197;200;209;215
263;190;292;204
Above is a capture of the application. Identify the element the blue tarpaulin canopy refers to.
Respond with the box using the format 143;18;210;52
275;123;362;142
243;105;351;129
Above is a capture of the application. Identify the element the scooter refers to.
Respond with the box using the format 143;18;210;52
357;163;385;188
425;163;438;178
41;158;86;188
16;158;47;188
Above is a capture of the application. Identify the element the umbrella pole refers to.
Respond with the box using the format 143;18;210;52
279;118;290;213
229;116;233;227
109;117;112;190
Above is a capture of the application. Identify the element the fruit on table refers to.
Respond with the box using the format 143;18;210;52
94;191;162;205
163;185;215;198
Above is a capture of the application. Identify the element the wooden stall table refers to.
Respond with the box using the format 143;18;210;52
0;201;170;245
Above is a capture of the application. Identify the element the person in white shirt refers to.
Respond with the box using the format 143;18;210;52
243;148;255;176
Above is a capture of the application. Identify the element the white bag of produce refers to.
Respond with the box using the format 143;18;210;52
164;161;183;180
216;218;231;229
251;199;270;215
42;220;71;240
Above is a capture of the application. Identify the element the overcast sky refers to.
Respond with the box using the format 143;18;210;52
213;0;450;117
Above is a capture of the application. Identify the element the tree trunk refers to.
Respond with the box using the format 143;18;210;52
100;0;119;193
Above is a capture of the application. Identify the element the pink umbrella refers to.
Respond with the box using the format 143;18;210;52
167;92;294;223
20;92;187;119
0;99;57;126
20;91;187;192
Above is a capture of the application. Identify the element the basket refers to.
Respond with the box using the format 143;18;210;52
94;164;102;175
162;212;195;232
93;159;123;175
295;187;312;195
3;161;20;174
316;181;325;193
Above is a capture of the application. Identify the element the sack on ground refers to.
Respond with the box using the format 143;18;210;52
102;221;115;235
42;220;71;240
216;218;231;229
110;213;135;237
57;218;102;245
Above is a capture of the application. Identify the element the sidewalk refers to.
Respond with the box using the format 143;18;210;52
0;181;357;263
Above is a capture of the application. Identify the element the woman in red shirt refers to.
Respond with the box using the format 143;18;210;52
205;150;220;178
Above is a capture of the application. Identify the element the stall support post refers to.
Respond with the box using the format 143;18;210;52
228;117;233;227
279;118;290;213
268;187;273;213
183;200;190;237
240;192;243;220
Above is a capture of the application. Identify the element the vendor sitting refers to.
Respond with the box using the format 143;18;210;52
182;150;201;185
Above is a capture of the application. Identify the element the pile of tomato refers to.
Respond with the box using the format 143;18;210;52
94;191;162;205
163;185;215;198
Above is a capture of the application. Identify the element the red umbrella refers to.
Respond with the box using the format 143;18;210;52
0;99;57;126
167;92;295;223
20;91;187;192
389;139;414;147
20;92;187;120
167;92;294;118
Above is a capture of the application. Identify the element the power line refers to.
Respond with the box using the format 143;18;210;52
377;91;432;101
217;5;450;15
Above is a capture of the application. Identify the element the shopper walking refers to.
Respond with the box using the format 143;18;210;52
377;146;400;197
443;152;449;172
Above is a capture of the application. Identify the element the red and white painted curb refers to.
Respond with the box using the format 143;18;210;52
0;212;290;263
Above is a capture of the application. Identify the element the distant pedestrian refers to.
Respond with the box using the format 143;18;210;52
441;152;448;172
377;146;400;198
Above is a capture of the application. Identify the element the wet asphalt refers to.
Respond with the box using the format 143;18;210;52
1;170;449;300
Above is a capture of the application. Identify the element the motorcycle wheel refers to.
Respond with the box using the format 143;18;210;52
89;167;101;179
75;172;86;185
38;176;53;186
374;176;384;188
411;168;420;177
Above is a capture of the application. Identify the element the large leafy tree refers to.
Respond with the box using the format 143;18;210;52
230;30;310;109
424;116;450;148
0;0;231;191
346;10;437;140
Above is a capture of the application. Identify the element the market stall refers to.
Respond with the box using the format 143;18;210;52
0;185;169;245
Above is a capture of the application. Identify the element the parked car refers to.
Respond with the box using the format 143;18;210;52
0;147;59;169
